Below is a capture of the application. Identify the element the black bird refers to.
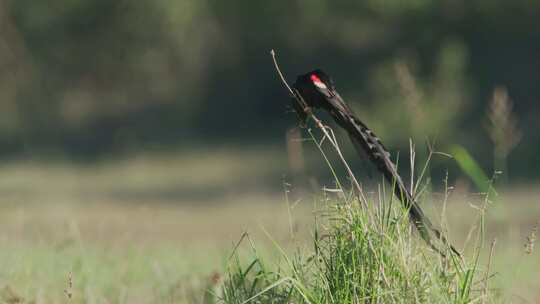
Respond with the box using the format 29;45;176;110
292;69;459;256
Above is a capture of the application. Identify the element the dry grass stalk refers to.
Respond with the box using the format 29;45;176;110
64;271;73;300
524;221;539;255
486;86;522;183
395;61;425;125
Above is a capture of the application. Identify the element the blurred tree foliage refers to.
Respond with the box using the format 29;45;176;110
0;0;539;179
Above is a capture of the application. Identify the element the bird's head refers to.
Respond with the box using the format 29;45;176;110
293;69;336;110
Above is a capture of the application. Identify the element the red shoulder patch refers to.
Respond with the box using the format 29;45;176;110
310;74;322;84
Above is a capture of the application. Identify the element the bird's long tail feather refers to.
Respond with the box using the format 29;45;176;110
344;114;460;256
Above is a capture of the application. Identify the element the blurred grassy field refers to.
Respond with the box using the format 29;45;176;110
0;149;538;303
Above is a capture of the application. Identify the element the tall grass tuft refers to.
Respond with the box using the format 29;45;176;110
218;139;496;303
219;187;494;303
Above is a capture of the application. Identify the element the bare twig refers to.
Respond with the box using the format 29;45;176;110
270;50;294;97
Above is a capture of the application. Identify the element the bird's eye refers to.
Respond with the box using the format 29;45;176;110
310;74;328;89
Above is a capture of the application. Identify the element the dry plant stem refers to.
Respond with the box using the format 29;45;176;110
64;271;73;300
482;238;496;304
299;97;369;209
282;181;295;239
270;49;369;211
409;139;415;197
440;172;452;246
322;125;368;203
413;140;437;196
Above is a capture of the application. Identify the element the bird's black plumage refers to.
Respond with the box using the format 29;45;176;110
292;69;459;256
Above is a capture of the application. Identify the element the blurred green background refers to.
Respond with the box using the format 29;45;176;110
0;1;539;302
2;0;538;177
